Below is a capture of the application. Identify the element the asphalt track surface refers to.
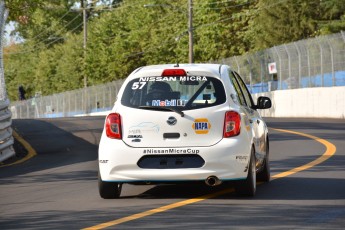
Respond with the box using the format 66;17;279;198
0;117;344;229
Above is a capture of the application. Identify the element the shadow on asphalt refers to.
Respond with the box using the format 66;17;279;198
118;174;345;201
0;119;98;179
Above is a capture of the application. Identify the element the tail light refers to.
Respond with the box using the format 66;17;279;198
162;69;187;76
223;111;241;137
105;113;122;139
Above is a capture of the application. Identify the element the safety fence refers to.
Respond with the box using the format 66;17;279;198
0;1;14;162
9;31;345;119
219;31;345;93
11;80;124;119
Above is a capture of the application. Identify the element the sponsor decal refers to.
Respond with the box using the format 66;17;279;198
179;76;207;82
127;135;143;138
128;129;141;135
132;139;141;143
99;160;108;163
139;77;177;82
151;99;186;107
192;118;211;134
235;155;248;164
143;148;200;154
129;122;160;134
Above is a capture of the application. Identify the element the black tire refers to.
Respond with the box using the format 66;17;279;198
235;148;256;196
98;173;122;199
257;139;270;182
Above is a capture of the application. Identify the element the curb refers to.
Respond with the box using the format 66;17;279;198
0;130;37;167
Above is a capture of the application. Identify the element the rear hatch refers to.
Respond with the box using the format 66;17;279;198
119;67;228;148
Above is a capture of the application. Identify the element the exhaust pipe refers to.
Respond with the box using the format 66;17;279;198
205;176;222;187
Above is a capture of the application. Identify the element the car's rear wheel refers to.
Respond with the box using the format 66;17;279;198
257;140;270;182
235;148;256;196
98;173;122;199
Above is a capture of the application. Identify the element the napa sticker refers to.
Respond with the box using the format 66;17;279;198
192;118;211;134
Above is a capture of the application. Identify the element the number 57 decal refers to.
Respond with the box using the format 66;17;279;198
132;82;146;90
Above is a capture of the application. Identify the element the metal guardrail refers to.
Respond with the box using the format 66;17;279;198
0;1;14;163
0;99;14;162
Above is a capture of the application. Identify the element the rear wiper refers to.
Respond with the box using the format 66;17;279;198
139;106;184;117
185;80;210;108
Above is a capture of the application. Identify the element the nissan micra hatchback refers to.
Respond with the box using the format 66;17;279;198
98;64;272;198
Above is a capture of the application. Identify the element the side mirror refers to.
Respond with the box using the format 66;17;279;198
256;96;271;109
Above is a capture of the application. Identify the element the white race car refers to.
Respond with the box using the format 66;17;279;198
98;64;271;198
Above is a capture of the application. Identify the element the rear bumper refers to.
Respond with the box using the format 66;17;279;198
99;133;251;183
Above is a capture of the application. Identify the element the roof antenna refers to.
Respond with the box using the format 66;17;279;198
174;62;179;67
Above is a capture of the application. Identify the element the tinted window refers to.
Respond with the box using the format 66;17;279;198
121;76;226;111
228;71;246;106
233;72;254;108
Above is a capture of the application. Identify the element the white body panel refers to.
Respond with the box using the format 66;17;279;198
121;105;228;148
99;126;252;182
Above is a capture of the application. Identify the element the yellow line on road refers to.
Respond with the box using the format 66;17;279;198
270;128;336;180
81;128;336;229
84;188;234;230
0;130;37;167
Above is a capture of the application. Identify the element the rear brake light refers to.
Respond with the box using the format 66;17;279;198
162;69;187;76
105;113;122;139
223;111;241;137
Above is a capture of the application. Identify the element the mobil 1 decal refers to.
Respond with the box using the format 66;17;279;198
192;118;211;134
151;99;186;107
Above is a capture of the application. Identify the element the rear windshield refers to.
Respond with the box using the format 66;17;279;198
121;76;226;110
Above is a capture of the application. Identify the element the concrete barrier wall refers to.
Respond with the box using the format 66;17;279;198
253;86;345;119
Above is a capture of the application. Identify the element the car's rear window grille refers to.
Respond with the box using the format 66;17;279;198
137;154;205;169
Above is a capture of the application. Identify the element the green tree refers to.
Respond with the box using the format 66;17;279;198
4;0;43;22
193;0;256;61
4;43;39;100
9;0;82;44
317;0;345;34
246;0;318;50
